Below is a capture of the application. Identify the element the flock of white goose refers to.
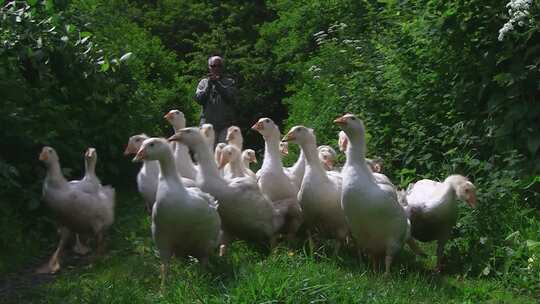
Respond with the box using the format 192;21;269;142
37;110;478;287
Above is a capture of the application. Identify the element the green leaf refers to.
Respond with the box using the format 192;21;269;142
80;31;92;38
526;240;540;250
100;61;109;72
493;73;514;87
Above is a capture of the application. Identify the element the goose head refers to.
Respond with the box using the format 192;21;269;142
39;146;59;165
317;145;337;170
164;109;186;130
214;142;227;163
226;126;242;146
370;158;383;173
218;145;241;169
124;134;149;155
252;117;280;139
85;147;97;162
446;175;477;208
201;123;215;145
338;131;348;152
133;138;170;162
279;141;289;156
333;114;365;138
168;127;206;150
282;125;315;146
242;149;257;164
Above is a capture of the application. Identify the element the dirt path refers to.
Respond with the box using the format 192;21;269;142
0;247;94;303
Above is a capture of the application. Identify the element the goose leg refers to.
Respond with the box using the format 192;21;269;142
270;235;279;250
333;239;341;256
218;231;230;257
160;262;169;290
435;239;447;273
36;227;70;274
384;254;393;277
73;234;91;255
96;231;105;256
307;230;315;254
370;254;379;273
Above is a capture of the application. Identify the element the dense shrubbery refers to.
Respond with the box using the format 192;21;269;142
261;0;540;294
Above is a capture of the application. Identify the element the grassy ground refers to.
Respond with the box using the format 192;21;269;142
5;191;538;303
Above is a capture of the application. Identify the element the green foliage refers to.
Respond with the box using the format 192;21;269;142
263;0;540;294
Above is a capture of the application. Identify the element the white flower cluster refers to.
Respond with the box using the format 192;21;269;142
498;0;533;41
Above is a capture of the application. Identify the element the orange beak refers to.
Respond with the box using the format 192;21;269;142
133;148;146;162
39;151;48;161
282;132;295;142
334;116;347;125
226;133;234;142
251;155;258;163
251;121;263;131
164;112;173;120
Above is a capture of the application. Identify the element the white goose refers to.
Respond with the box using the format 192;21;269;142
404;174;477;272
201;123;216;152
335;114;409;275
124;134;195;213
222;126;243;179
252;118;303;240
133;138;221;288
317;145;337;171
241;149;257;178
164;109;198;180
124;134;159;213
283;126;348;249
214;142;227;177
169;128;283;252
225;126;243;150
218;145;256;180
37;147;115;274
69;147;102;255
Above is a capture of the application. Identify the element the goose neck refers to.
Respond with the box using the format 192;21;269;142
46;161;68;187
157;149;183;186
194;141;221;179
300;140;327;177
262;134;283;170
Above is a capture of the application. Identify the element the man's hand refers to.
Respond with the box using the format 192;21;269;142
209;73;221;81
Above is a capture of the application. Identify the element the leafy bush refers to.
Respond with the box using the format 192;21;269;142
261;0;540;294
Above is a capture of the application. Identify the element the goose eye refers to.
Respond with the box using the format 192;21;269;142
135;138;141;142
351;117;356;120
149;143;155;147
228;152;232;156
48;149;53;153
265;119;270;123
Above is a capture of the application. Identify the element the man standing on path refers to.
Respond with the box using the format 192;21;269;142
194;56;238;144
